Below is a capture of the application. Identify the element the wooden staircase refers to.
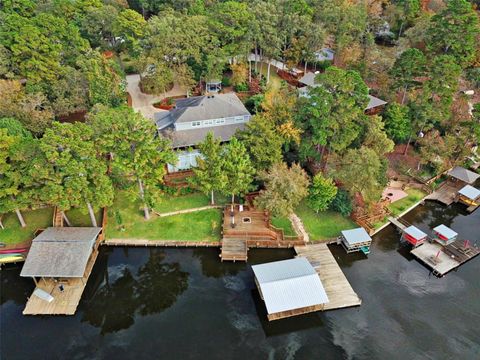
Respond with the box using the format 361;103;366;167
53;207;64;227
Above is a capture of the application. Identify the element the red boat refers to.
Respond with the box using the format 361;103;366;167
0;247;29;254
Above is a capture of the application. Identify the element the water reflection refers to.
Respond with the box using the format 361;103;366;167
81;248;189;335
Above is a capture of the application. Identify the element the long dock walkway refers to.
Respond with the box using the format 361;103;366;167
295;244;361;311
388;216;409;231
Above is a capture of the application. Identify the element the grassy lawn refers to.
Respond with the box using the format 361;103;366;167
271;217;296;237
0;208;53;246
388;188;426;217
295;201;357;241
65;207;103;227
257;62;282;91
106;192;222;242
153;191;228;214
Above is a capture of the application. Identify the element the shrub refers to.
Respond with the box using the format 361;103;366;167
235;83;249;92
329;189;353;217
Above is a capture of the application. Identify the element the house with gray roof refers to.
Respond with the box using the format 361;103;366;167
297;72;387;113
156;93;251;172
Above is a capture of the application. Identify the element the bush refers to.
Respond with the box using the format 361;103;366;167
222;76;231;87
244;94;265;113
329;189;353;217
235;83;249;92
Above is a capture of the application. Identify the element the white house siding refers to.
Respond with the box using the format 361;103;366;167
175;115;251;131
167;149;202;173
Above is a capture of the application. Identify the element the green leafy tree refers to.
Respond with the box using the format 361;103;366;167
308;173;338;213
390;48;426;104
113;9;146;54
236;114;284;172
34;122;114;226
88;106;176;219
190;133;226;205
221;137;255;204
329;189;352;217
255;162;309;218
427;0;480;67
383;103;412;143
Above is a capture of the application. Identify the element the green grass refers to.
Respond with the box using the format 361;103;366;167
257;62;282;91
106;192;222;242
65;207;103;227
271;217;296;237
388;188;426;217
0;208;53;246
295;201;357;241
153;192;228;214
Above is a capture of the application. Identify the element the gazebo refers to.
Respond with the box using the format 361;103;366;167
447;166;480;185
206;79;222;93
252;257;329;321
401;226;427;247
340;228;372;255
432;224;458;246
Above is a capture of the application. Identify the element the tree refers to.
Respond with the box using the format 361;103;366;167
426;0;479;67
113;9;146;54
390;48;426;104
329;189;352;217
0;80;53;134
330;147;385;204
255;162;309;218
361;116;395;157
190;133;226;205
383;103;412;143
296;67;369;164
308;174;337;213
236;114;284;172
88;106;176;219
221;137;255;204
34;122;114;226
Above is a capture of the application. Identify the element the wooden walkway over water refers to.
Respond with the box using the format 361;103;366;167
220;238;247;262
295;244;361;311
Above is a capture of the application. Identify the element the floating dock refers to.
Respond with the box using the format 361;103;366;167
410;240;480;277
295;244;361;311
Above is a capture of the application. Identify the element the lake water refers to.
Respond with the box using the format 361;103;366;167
1;201;479;360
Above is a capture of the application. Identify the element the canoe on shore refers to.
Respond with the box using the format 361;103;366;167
0;253;25;265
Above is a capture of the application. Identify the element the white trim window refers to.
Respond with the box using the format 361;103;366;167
191;121;201;127
226;117;235;123
215;118;225;125
243;115;250;121
235;116;244;123
203;119;214;126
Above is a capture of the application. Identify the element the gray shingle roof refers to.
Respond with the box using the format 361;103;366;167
448;166;480;184
20;227;102;278
252;257;329;315
164;123;246;148
458;185;480;200
366;95;387;110
341;228;372;245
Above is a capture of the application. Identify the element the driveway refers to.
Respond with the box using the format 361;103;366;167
126;74;186;120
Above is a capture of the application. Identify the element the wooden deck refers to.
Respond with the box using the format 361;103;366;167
410;240;480;277
23;246;100;315
425;181;464;205
295;244;362;311
388;216;409;231
220;238;247;262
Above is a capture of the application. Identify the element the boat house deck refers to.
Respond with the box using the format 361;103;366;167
20;227;103;315
295;244;362;311
426;167;480;206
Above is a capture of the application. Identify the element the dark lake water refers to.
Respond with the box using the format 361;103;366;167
1;201;479;360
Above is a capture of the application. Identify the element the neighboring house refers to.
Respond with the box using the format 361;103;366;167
314;48;335;62
156;93;251;172
297;72;387;114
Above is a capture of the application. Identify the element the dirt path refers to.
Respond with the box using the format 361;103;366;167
289;213;309;243
152;205;222;218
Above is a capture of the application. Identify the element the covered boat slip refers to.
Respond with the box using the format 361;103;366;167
456;185;480;212
339;228;372;255
20;227;102;315
401;225;427;247
252;258;329;321
432;224;458;246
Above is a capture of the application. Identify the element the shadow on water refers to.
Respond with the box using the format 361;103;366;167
80;248;189;335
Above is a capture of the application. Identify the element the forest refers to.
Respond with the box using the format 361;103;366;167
0;0;479;234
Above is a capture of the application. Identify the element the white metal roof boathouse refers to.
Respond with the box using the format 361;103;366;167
252;257;329;321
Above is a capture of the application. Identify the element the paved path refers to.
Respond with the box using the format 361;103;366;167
152;205;222;217
126;74;186;120
289;213;309;243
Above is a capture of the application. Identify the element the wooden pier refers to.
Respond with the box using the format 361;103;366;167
425;181;464;206
295;244;361;311
410;240;480;276
388;216;408;231
220;238;247;262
